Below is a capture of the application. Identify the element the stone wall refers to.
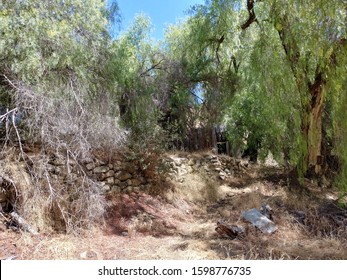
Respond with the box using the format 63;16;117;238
45;153;248;194
0;151;249;218
85;158;150;193
164;154;246;182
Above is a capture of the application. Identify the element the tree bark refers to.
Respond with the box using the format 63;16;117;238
302;73;326;175
276;16;327;177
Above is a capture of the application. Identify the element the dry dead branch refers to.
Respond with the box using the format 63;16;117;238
0;75;127;233
10;211;38;235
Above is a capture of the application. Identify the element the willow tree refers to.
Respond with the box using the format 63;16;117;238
0;0;125;153
0;0;126;233
329;36;347;192
214;0;347;177
159;1;240;149
0;0;115;83
266;0;346;176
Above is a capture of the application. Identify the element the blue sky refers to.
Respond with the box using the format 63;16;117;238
115;0;206;40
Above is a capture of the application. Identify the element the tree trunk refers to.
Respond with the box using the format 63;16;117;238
302;73;326;176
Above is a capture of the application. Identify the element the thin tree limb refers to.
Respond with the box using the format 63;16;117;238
140;59;164;77
11;109;25;160
0;108;17;122
241;0;258;29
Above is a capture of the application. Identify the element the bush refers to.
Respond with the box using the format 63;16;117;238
0;77;127;233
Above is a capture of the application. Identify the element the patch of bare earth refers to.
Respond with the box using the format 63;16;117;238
1;154;347;260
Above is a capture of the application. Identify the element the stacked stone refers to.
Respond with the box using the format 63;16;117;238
163;154;245;183
47;153;247;194
85;159;148;193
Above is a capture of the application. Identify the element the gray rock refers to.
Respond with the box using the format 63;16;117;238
105;177;115;185
85;163;94;171
114;179;121;185
173;158;182;166
81;157;93;164
102;170;115;179
113;164;122;172
101;184;111;193
131;178;142;186
126;187;133;193
179;167;188;176
80;250;97;259
219;171;227;180
93;166;109;173
119;182;128;190
97;160;106;165
205;155;216;160
118;171;132;181
173;166;180;173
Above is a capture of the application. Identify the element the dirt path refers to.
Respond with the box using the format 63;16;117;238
1;163;347;260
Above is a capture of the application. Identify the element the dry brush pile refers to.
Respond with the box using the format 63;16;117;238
0;76;127;233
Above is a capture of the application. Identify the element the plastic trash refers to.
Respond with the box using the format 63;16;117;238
242;208;277;234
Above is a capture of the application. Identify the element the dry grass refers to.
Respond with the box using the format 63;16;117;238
1;153;347;260
163;173;223;204
0;152;107;234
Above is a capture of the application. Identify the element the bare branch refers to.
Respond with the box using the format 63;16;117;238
140;59;164;77
2;74;20;91
11;110;25;160
215;35;225;65
10;212;39;235
241;0;258;29
69;79;84;113
0;108;17;122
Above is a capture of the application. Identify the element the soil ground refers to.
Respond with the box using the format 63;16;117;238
1;157;347;260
